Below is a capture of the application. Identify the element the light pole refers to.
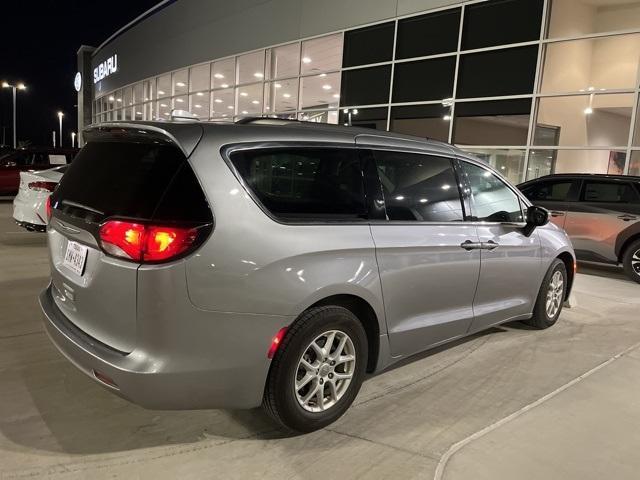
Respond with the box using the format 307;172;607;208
2;81;27;148
57;111;64;147
71;132;76;148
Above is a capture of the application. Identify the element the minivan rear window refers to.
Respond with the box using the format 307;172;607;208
53;141;210;223
229;147;367;221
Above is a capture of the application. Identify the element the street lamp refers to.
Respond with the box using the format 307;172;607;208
57;112;64;147
2;81;27;148
71;132;76;148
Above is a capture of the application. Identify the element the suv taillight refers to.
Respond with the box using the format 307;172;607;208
45;196;52;222
99;220;199;263
28;181;57;192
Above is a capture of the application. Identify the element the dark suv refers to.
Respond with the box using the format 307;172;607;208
519;174;640;283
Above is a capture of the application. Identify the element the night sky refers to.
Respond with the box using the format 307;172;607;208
1;0;160;148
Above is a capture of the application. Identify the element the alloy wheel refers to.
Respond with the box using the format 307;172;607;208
545;270;564;319
632;249;640;275
294;330;356;413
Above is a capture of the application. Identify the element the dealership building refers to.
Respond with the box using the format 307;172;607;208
77;0;640;184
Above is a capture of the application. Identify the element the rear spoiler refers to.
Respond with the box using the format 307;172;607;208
83;122;203;157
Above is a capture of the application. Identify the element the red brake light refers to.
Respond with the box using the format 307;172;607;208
45;196;52;222
28;181;57;192
267;327;288;359
99;220;198;263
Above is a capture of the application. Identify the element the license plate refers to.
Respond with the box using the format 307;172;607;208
63;241;88;276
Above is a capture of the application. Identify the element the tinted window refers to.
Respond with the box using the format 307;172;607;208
343;22;395;67
341;65;392;106
583;181;640;204
462;0;543;50
373;151;463;222
390;104;451;142
53;141;209;222
229;148;366;221
521;180;574;202
396;8;461;59
453;99;531;146
392;56;456;103
339;107;388;130
457;46;538;98
461;161;524;222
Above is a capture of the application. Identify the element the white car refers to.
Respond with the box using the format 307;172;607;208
13;166;67;232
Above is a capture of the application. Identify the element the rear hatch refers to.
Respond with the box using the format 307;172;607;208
47;123;211;353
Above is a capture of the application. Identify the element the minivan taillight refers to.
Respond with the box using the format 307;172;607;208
99;220;199;263
28;181;57;192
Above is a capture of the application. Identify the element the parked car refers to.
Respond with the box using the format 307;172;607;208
0;147;76;195
519;174;640;283
13;165;68;232
40;120;575;433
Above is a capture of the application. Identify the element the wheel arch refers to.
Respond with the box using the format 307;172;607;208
616;232;640;263
556;251;575;300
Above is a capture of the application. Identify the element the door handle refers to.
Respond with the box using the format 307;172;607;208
551;211;565;217
617;214;637;221
482;240;500;251
460;240;483;251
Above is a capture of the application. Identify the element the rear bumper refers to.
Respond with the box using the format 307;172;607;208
40;284;289;410
12;193;47;227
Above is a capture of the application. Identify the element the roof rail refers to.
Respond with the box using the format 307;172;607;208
235;117;302;126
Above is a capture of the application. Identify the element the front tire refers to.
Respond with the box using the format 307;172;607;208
262;306;367;433
622;239;640;284
525;259;567;329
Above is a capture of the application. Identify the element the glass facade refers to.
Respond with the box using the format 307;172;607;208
93;0;640;183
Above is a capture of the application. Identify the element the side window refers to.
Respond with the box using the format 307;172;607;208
229;148;367;221
461;161;524;222
521;180;574;202
373;150;464;222
583;181;640;204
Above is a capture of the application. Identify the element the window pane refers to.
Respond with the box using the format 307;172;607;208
172;95;187;109
462;0;543;50
114;90;123;107
457;46;538;98
301;33;343;75
583;181;639;203
300;72;341;110
461;162;524;222
541;35;640;94
390;104;451;142
143;81;154;102
547;0;640;38
212;58;236;89
396;8;461;59
533;149;627;175
339;107;388;130
343;22;395;67
341;65;391;106
267;78;299;112
106;94;116;111
237;83;263;116
157;75;170;98
157;101;171;119
268;43;299;79
520;180;576;202
535;94;633;146
190;64;210;93
229;148;367;220
238;51;265;84
298;110;339;124
374;150;463;222
190;92;210;119
453;99;531;146
172;69;188;96
132;83;144;104
212;88;235;118
629;151;640;176
133;108;144;120
462;149;526;184
392;56;455;103
123;87;133;107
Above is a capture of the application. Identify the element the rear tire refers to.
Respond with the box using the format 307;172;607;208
525;259;567;329
622;239;640;284
262;306;367;433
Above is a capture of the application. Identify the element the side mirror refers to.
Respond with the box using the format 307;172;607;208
523;205;550;237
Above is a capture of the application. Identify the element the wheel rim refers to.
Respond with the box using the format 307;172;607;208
632;249;640;275
294;330;356;413
545;270;565;319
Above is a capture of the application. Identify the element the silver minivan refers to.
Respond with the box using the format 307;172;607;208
40;120;575;432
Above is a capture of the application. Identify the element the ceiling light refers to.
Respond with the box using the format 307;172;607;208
283;93;291;98
136;111;142;115
227;105;234;110
242;110;248;114
160;103;167;107
108;96;115;101
319;73;327;77
254;72;264;78
352;109;358;114
116;98;122;102
274;83;282;88
194;104;202;108
196;92;204;96
214;73;225;79
220;83;229;88
176;98;184;103
214;98;223;103
252;100;260;104
333;94;340;99
163;112;170;116
443;115;451;121
158;90;165;95
584;107;593;115
176;82;186;87
322;84;332;90
302;57;311;64
240;92;248;97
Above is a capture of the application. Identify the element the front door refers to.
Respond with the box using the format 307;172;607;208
459;160;544;333
368;149;481;358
